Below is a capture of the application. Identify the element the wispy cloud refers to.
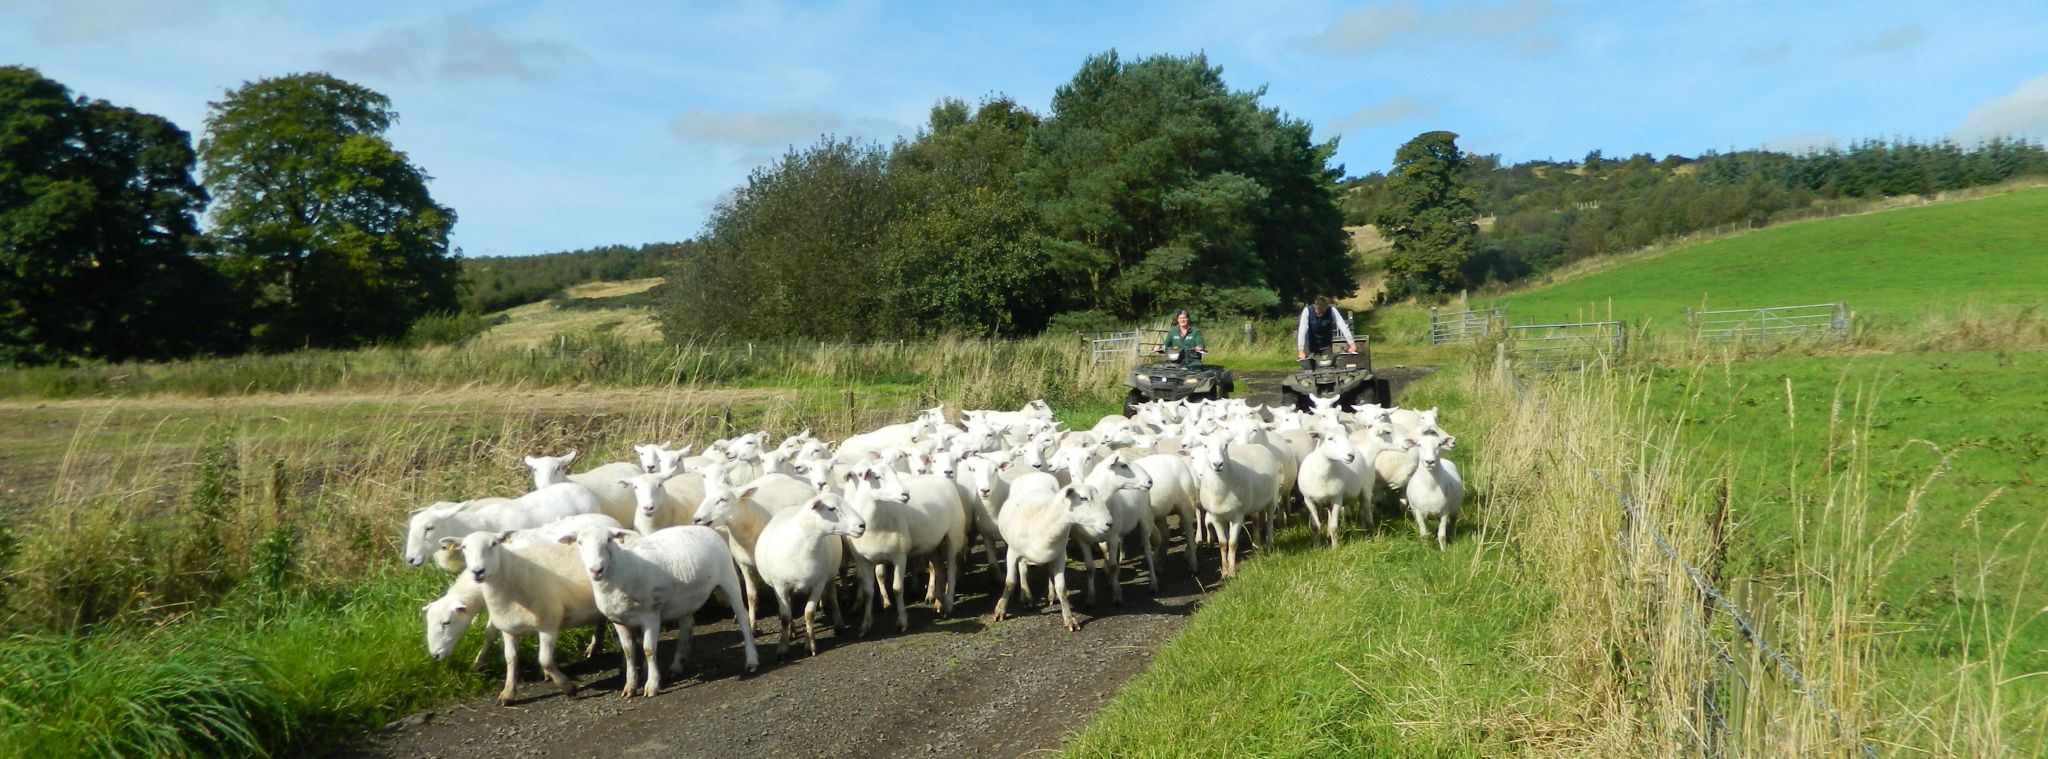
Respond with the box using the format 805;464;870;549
1309;1;1564;58
1952;72;2048;144
1332;96;1440;132
7;0;224;43
669;107;849;148
324;14;586;83
1852;24;1924;56
1763;130;1838;154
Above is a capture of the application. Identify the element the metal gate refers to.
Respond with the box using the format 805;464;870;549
1506;321;1627;371
1430;306;1503;345
1689;302;1850;343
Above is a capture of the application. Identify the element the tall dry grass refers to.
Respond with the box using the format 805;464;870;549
1468;351;2040;756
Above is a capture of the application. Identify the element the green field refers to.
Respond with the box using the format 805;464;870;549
1483;186;2048;327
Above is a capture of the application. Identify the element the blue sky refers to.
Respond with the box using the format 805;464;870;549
6;0;2046;258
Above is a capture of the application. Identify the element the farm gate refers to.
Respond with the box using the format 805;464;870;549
1429;306;1504;345
1688;302;1850;343
1505;320;1627;371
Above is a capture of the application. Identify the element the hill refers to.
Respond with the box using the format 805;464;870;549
1481;185;2048;326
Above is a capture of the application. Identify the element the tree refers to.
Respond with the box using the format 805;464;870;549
1019;51;1353;322
1375;131;1479;299
201;73;458;350
0;66;242;364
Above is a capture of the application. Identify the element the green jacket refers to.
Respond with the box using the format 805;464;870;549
1161;326;1205;365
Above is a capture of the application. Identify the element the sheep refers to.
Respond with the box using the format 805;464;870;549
1297;429;1370;547
525;451;645;525
452;529;607;704
1132;452;1201;573
690;469;820;624
421;513;623;665
833;406;944;465
403;483;603;568
1082;454;1159;604
632;442;676;474
633;468;710;535
1404;434;1464;550
958;455;1014;580
563;525;759;697
752;493;867;658
991;485;1113;631
840;465;967;635
1187;436;1281;577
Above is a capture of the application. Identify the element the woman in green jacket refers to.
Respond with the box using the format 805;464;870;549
1158;309;1205;366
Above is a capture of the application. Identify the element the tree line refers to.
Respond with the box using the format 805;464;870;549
1;67;459;365
1346;136;2048;298
461;242;683;314
657;51;1357;341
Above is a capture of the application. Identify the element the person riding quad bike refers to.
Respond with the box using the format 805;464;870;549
1157;309;1205;366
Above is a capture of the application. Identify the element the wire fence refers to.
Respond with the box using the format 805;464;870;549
1495;363;1879;759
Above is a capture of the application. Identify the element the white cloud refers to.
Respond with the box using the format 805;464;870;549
1333;96;1440;132
324;13;586;83
1310;1;1563;58
1762;130;1838;154
668;107;848;148
1952;73;2048;145
6;0;225;43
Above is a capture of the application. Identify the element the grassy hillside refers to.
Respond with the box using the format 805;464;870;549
1482;186;2048;327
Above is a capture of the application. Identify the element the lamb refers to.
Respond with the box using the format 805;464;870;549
833;406;944;465
840;465;967;634
1080;454;1158;604
1188;436;1281;577
991;485;1113;631
526;451;645;525
421;514;624;667
958;455;1014;580
1297;429;1370;547
564;525;759;697
1131;452;1200;573
752;493;867;658
452;529;607;704
1403;434;1464;550
403;483;602;568
632;442;676;474
632;469;710;534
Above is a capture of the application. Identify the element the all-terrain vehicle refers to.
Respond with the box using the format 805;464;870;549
1122;349;1234;416
1281;347;1393;412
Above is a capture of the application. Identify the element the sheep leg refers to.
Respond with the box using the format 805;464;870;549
1106;533;1124;605
801;589;825;657
583;624;604;659
923;557;939;608
1327;500;1344;548
1221;520;1241;578
852;560;877;637
773;590;796;660
1070;536;1098;606
537;629;576;699
471;622;499;670
613;621;641;699
740;563;764;628
825;574;846;631
665;616;690;684
940;542;959;617
721;570;761;673
643;621;666;698
991;551;1020;622
1179;506;1200;573
874;562;893;610
981;528;1002;582
497;631;521;705
1438;513;1453;552
1139;522;1160;593
1054;547;1080;632
1301;494;1326;532
1413;507;1430;540
892;554;911;633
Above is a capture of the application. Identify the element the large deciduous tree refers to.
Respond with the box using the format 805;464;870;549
1019;51;1354;322
201;73;458;349
1376;130;1479;299
0;66;242;365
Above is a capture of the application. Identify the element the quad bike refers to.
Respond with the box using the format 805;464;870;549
1280;347;1392;413
1121;348;1234;417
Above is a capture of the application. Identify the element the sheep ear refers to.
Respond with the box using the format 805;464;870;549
556;533;577;545
523;455;541;466
561;450;578;463
841;470;859;484
1401;438;1418;450
1442;436;1456;450
737;485;761;500
617;479;634;490
497;530;517;542
438;537;462;549
453;604;468;614
609;529;632;544
1309;430;1324;442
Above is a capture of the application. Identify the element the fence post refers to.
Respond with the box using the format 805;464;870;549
1243;321;1255;345
1428;306;1439;346
843;389;855;435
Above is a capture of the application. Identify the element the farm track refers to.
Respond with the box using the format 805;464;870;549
356;365;1441;759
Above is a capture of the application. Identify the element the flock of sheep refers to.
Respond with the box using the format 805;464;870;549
404;395;1463;704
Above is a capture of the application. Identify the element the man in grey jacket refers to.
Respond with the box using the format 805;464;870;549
1296;295;1357;367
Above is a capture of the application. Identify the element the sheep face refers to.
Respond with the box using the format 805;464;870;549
654;446;693;474
524;452;576;489
1103;458;1154;492
633;442;672;473
457;532;506;583
808;494;866;538
404;502;465;567
423;595;478;659
1315;433;1359;465
1414;435;1445;471
1063;487;1111;535
694;478;756;527
568;527;633;583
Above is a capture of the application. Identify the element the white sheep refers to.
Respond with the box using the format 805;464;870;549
525;450;645;525
1297;429;1370;547
1188;435;1280;577
403;483;602;568
958;455;1014;581
841;465;967;635
752;493;866;658
421;514;623;667
452;529;607;704
1080;454;1157;604
1132;452;1200;574
991;485;1113;631
1404;434;1464;550
564;525;759;697
689;468;820;624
